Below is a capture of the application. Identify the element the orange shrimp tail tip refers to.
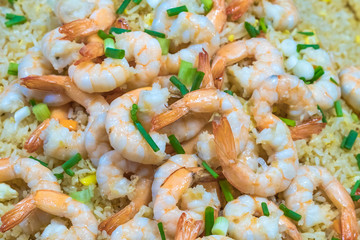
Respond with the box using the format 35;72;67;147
341;208;358;240
289;116;326;141
59;19;98;41
98;203;136;234
198;49;214;89
113;17;130;30
75;42;104;65
151;107;189;131
211;57;226;88
0;195;36;233
24;118;51;153
21;75;70;92
213;117;237;162
226;0;254;21
175;213;203;240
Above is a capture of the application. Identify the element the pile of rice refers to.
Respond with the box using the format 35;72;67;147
0;0;359;239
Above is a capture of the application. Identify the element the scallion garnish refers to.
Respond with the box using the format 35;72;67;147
32;103;51;122
116;0;131;14
97;30;114;40
29;156;48;167
169;76;189;96
317;105;327;123
301;66;324;84
205;206;215;236
202;161;219;179
190;71;205;91
131;104;160;152
211;217;229;236
245;22;260;38
259;17;267;33
344;130;358;150
356;154;360;170
54;173;64;180
168;134;185;154
352;113;359;122
331;238;340;240
133;0;142;4
144;29;166;38
201;0;213;13
156;37;170;55
334;100;343;117
62;153;82;176
70;188;93;203
109;27;131;35
279;203;302;221
8;0;16;6
279;117;296;127
29;99;36;107
157;222;166;240
340;136;348;149
219;179;234;202
178;60;197;86
105;48;125;59
330;77;339;86
65;168;75;176
261;202;270;216
5;14;26;28
296;44;320;52
166;5;188;17
350;180;360;201
7;62;18;75
298;31;314;36
104;38;115;50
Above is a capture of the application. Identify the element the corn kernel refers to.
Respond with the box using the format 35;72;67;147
305;37;310;44
59;119;78;131
283;30;290;34
318;11;327;17
320;0;331;2
80;174;97;186
228;34;235;42
356;36;360;44
145;14;154;26
124;9;128;14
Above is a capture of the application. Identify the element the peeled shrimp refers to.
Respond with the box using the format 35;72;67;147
211;38;284;96
226;0;254;21
0;81;25;114
260;0;299;30
340;66;360;112
283;166;358;240
224;195;301;239
206;0;226;33
0;190;98;239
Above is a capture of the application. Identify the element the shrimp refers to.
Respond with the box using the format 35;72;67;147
260;0;299;30
0;157;61;233
339;66;360;113
55;0;99;23
226;0;254;21
223;195;301;239
174;212;203;240
283;166;358;240
0;190;98;239
206;0;227;33
153;168;220;238
196;237;234;240
0;81;25;114
58;0;115;41
211;38;284;97
96;150;154;234
213;116;298;197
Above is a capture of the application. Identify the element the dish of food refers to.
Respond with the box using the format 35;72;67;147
1;0;360;239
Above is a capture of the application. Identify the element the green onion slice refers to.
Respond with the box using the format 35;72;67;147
29;99;36;107
296;44;320;52
158;222;166;240
205;206;215;236
261;202;270;216
279;203;302;221
344;130;358;150
224;90;233;95
350;180;360;196
279;117;296;127
8;0;16;6
211;217;229;236
219;179;234;202
334;100;343;117
62;153;82;172
7;62;18;76
109;27;131;35
97;30;114;40
169;76;189;96
5;14;26;28
167;5;188;17
104;38;115;50
317;105;327;123
168;134;185;154
330;77;339;86
105;48;125;59
352;113;359;122
65;168;75;176
202;161;219;179
298;31;314;36
259;17;267;33
312;66;325;82
32;103;51;122
340;136;348;149
54;173;64;180
331;238;340;240
156;37;170;55
70;188;93;203
245;22;260;38
116;0;131;14
201;0;213;13
144;29;166;38
190;71;205;91
29;156;48;167
133;0;142;4
356;154;360;170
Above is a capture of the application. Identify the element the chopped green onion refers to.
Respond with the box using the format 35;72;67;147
29;99;36;107
352;113;359;122
166;5;188;17
331;238;340;240
330;77;339;86
116;0;131;14
317;105;327;123
54;173;64;180
70;188;93;203
296;44;320;52
312;66;325;82
109;27;131;35
168;134;185;154
65;168;75;176
133;0;142;4
169;76;189;96
219;180;234;202
202;161;219;179
105;48;125;59
32;103;51;122
279;117;296;127
131;104;160;152
340;136;348;149
7;62;18;75
201;0;213;13
104;38;115;50
298;31;314;36
144;29;166;38
178;60;197;85
62;153;82;172
259;17;267;33
279;204;302;221
8;0;16;6
211;217;229;236
190;71;205;91
157;222;166;240
204;206;215;236
5;14;26;28
334;100;343;117
224;90;233;95
356;154;360;170
261;202;270;216
97;30;114;40
156;37;170;55
350;180;360;196
29;156;48;167
244;22;260;38
344;130;358;150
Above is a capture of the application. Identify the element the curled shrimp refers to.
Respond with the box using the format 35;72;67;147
0;81;25;114
211;38;284;96
339;66;360;113
226;0;255;21
224;195;301;239
283;166;358;240
0;190;98;239
58;0;115;41
206;0;227;33
0;157;61;233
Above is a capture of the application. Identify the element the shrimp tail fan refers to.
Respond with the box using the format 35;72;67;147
213;117;237;165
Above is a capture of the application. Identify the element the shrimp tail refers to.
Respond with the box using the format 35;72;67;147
151;107;189;131
211;57;226;89
213;117;237;165
74;42;104;65
226;0;254;21
198;49;214;89
21;75;70;92
174;212;203;240
113;17;130;30
59;19;98;41
24;118;51;153
341;208;358;240
0;195;36;233
279;215;302;240
290;116;326;140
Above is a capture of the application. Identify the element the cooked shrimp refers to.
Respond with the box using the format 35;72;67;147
283;166;358;240
196;236;234;240
224;195;301;239
174;212;203;240
58;0;115;41
213;116;298;197
55;0;100;23
211;38;284;97
206;0;226;33
339;66;360;113
0;81;25;114
0;190;98;239
289;116;326;141
0;157;61;233
226;0;254;21
74;41;104;66
260;0;299;30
